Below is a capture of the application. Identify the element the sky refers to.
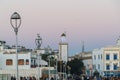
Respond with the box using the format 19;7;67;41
0;0;120;56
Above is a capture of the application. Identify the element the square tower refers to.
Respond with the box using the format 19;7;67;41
59;33;68;62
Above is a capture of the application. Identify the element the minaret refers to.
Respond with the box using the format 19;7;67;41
59;32;68;62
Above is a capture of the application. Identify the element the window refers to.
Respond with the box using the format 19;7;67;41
106;54;110;60
6;59;13;65
101;54;102;59
18;59;24;65
26;59;29;65
114;64;117;70
98;64;100;69
106;64;110;70
31;60;33;63
98;55;100;60
93;65;96;70
114;54;117;60
94;55;96;60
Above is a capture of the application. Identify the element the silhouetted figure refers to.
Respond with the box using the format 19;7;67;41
11;76;14;80
13;77;16;80
50;77;54;80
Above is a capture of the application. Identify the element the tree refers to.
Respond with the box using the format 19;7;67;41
42;54;56;67
57;61;65;72
67;58;84;75
42;54;49;61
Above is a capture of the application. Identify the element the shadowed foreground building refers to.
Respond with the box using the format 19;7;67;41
75;52;92;76
69;51;92;76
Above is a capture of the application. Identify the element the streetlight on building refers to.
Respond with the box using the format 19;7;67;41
10;12;21;80
35;34;42;80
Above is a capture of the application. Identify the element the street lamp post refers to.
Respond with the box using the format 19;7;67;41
60;60;62;80
64;62;67;79
49;55;50;80
35;34;42;80
53;50;58;80
55;56;58;80
55;52;59;80
10;12;21;80
67;66;71;77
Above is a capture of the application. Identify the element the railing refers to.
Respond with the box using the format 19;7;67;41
0;74;11;80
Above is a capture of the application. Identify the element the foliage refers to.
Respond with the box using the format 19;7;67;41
42;54;84;75
42;54;49;61
57;61;66;72
67;58;84;75
41;54;56;67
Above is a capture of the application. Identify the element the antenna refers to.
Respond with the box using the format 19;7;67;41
64;27;67;35
82;41;84;52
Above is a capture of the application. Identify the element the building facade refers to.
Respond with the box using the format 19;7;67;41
92;48;104;76
92;37;120;77
103;46;120;76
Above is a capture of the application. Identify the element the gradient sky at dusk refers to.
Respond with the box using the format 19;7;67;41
0;0;120;56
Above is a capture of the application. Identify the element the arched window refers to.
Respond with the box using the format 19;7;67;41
106;64;110;70
114;64;117;70
6;59;13;65
106;54;110;60
113;54;117;60
18;59;24;65
26;59;29;65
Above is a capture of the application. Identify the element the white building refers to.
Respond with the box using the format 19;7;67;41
0;41;49;79
92;37;120;77
59;33;68;63
92;48;104;76
0;49;31;70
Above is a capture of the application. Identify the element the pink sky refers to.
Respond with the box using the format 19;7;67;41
0;0;120;55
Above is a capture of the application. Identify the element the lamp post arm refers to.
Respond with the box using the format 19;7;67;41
10;19;21;35
17;19;21;29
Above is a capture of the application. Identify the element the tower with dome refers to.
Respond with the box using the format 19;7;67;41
59;33;68;63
